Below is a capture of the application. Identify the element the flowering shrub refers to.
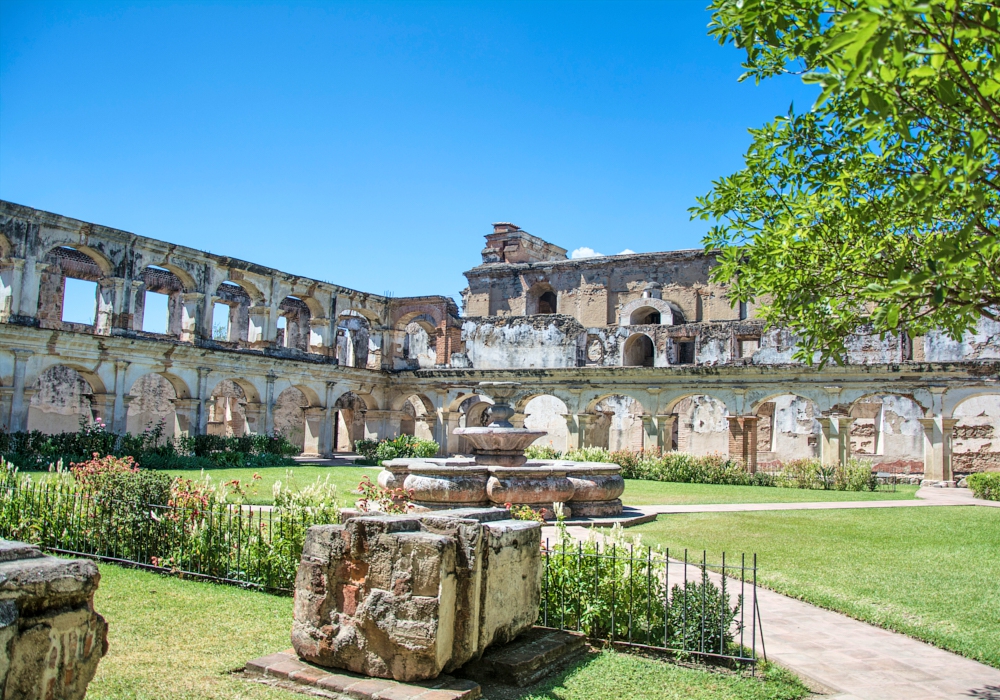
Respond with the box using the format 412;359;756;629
524;445;563;460
357;474;413;514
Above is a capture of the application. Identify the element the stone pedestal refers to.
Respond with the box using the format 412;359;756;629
0;540;108;700
291;508;541;683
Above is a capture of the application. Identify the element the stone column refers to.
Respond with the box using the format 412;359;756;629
818;415;853;466
727;415;758;472
7;348;33;432
656;414;677;452
171;398;200;437
320;381;337;457
111;360;130;433
243;402;265;435
196;367;212;435
179;293;205;342
90;394;116;426
919;416;959;483
302;407;323;457
308;318;332;356
641;415;658;453
17;261;48;321
562;413;593;452
128;280;145;331
0;386;12;432
0;258;25;322
439;411;463;455
264;372;276;434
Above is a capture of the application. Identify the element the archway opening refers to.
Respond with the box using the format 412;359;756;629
623;333;655;367
334;391;369;452
39;246;107;330
208;380;250;437
672;395;729;456
951;394;1000;476
214;282;252;343
848;395;925;472
274;387;308;452
277;296;311;351
538;291;557;314
630;306;662;325
523;395;569;451
337;311;372;369
137;265;185;336
588;395;644;451
28;365;96;433
402;320;438;369
400;394;435;441
127;373;178;440
754;395;821;464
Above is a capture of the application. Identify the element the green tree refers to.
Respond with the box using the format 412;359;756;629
693;0;1000;364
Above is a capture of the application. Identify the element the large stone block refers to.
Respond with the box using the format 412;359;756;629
0;540;108;700
291;508;541;682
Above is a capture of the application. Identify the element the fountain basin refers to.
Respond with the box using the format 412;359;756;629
381;459;487;509
563;463;625;517
453;427;546;467
486;465;575;516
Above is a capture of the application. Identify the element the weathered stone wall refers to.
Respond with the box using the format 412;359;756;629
0;540;108;700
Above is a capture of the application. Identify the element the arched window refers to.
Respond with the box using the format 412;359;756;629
623;333;655;367
538;291;557;314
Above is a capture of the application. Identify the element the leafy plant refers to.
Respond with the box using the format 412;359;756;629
695;0;1000;365
354;435;439;466
968;472;1000;501
505;502;547;522
525;445;563;460
356;474;413;514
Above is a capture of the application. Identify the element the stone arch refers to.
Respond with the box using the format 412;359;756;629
135;265;188;336
948;392;1000;474
333;390;371;452
752;393;822;463
38;246;114;331
207;379;256;437
398;313;438;369
397;393;436;441
277;295;311;351
586;394;646;451
274;386;311;451
521;394;569;451
525;282;558;315
27;365;103;433
620;297;684;326
337;310;373;368
213;281;254;342
126;373;179;440
623;332;655;367
663;393;730;456
847;394;927;468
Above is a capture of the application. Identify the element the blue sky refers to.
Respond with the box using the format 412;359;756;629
0;1;816;307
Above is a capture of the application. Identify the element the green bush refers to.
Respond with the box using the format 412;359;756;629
524;445;563;460
354;435;439;465
968;472;1000;501
0;422;299;471
542;518;741;655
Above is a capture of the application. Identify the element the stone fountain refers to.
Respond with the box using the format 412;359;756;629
380;382;625;517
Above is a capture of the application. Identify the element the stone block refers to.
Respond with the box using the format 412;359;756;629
0;539;108;700
292;509;540;682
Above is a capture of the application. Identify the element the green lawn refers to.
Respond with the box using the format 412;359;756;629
87;562;808;700
164;465;381;508
621;480;918;506
633;506;1000;668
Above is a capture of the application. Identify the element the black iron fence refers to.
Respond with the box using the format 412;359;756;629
541;537;764;668
0;473;328;593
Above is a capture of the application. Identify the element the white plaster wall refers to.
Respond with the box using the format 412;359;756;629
675;395;729;456
126;373;177;438
923;318;1000;361
27;365;92;433
770;395;820;460
462;320;579;369
523;395;568;450
591;395;643;451
952;394;1000;472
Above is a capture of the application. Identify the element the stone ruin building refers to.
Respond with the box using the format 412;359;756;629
2;201;999;482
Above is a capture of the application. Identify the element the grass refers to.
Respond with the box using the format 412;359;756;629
87;562;809;700
620;480;918;506
633;506;1000;668
163;465;381;507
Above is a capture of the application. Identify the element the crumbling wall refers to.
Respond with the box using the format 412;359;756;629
674;395;729;456
952;394;1000;473
922;318;1000;361
126;373;177;438
460;315;585;369
274;387;307;450
27;365;93;433
523;395;569;451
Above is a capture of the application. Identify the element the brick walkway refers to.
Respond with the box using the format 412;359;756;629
541;487;1000;700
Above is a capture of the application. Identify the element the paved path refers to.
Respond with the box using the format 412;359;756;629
543;487;1000;699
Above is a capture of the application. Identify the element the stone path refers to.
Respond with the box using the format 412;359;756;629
542;487;1000;699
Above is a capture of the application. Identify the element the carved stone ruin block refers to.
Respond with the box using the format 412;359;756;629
0;539;108;700
291;508;541;682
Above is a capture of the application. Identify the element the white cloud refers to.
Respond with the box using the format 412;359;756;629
570;246;603;259
617;249;635;255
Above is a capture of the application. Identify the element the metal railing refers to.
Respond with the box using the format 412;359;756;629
541;538;764;668
0;474;321;593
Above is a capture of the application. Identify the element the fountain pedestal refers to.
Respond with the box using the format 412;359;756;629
380;382;624;517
